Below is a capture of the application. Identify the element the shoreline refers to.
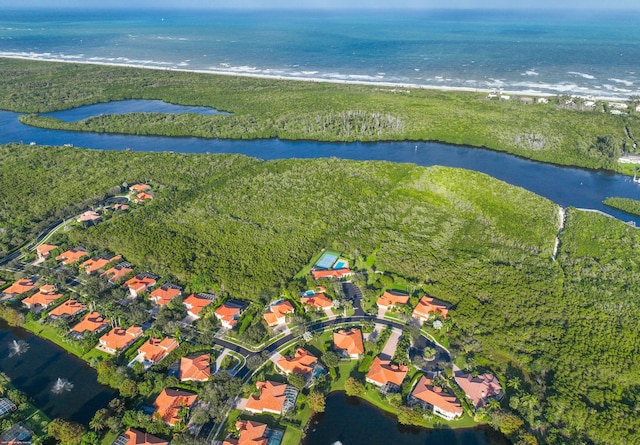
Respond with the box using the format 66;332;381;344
0;55;632;102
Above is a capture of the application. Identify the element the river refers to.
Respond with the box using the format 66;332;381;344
2;102;640;225
302;392;509;445
0;319;116;425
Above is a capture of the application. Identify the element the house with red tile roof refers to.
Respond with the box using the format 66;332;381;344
21;285;63;310
366;356;408;389
56;247;88;265
245;381;297;415
36;244;58;260
135;192;154;203
223;420;276;445
453;365;503;409
311;268;352;280
71;311;109;336
300;293;333;311
2;278;37;297
131;337;178;370
113;203;130;211
409;376;463;420
77;210;101;223
80;254;122;275
130;184;151;193
182;293;215;319
376;291;410;310
149;284;182;306
179;354;210;382
276;348;318;376
124;273;158;297
412;296;450;321
100;262;134;284
263;300;295;326
333;328;364;359
153;388;197;426
98;326;143;354
214;300;245;329
49;299;86;319
119;428;168;445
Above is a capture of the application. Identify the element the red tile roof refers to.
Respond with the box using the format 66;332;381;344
276;348;318;375
77;210;101;222
179;354;210;382
49;299;86;318
215;301;244;327
311;268;352;280
453;366;503;408
121;428;168;445
130;184;151;192
135;192;154;202
245;381;289;415
21;285;63;308
300;293;332;309
36;244;57;257
100;263;134;283
413;296;449;320
99;326;142;353
366;356;408;387
137;337;178;364
223;420;269;445
333;329;364;357
263;300;294;326
124;275;157;294
376;291;410;309
183;293;214;318
3;278;37;295
411;376;463;417
80;255;122;274
71;311;109;334
113;203;130;211
149;285;182;306
153;388;197;426
56;247;88;265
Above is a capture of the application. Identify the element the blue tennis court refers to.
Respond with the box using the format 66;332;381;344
314;250;340;269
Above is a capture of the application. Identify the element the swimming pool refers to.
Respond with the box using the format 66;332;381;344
333;260;347;269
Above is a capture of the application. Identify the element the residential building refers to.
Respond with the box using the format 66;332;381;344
36;244;57;260
333;328;364;359
0;422;33;445
245;380;297;415
376;291;409;310
153;388;197;426
223;420;281;445
71;311;109;336
131;337;178;369
453;366;503;409
113;203;130;211
101;262;134;284
21;284;63;310
311;268;352;280
409;376;463;421
116;428;168;445
178;354;211;382
263;300;294;326
124;273;158;297
412;296;450;321
49;299;86;319
135;192;154;203
129;183;151;193
80;254;122;274
214;300;245;329
98;326;143;354
275;348;318;376
0;398;17;418
365;356;408;390
182;293;215;319
2;278;37;297
149;284;182;306
56;247;88;265
77;210;101;223
300;293;332;311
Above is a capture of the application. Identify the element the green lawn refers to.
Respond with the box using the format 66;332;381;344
23;319;87;357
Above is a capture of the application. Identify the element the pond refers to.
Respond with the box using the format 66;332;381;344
302;392;509;445
0;319;116;425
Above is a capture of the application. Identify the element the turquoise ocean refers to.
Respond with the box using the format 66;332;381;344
1;8;639;99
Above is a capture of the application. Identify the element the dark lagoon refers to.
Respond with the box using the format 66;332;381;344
0;319;116;425
303;392;509;445
3;102;640;225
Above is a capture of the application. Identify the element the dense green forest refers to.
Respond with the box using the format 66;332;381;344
603;196;640;216
1;58;638;173
1;144;639;444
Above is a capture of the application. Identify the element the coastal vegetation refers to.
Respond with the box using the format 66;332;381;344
1;144;639;444
603;196;640;216
0;58;638;173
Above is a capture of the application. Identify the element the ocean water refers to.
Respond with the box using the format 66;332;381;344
0;9;639;98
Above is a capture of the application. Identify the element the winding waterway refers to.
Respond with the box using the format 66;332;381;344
0;319;116;425
2;101;640;225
